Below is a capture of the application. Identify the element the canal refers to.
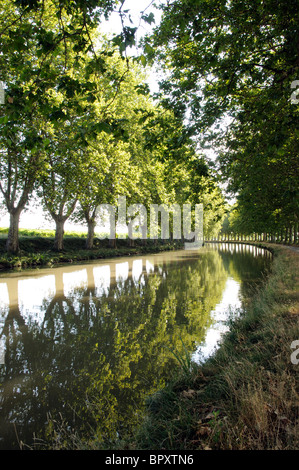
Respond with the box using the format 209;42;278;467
0;243;272;449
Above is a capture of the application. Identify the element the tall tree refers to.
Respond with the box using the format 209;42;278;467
147;0;299;235
40;118;83;251
0;0;52;252
0;0;136;252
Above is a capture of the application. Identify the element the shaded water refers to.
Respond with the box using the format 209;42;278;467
0;243;272;449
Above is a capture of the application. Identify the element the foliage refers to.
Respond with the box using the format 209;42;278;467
147;0;299;235
0;0;227;252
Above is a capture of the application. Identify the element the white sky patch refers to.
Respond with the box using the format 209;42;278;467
192;277;241;363
18;275;56;324
63;269;88;296
132;259;143;281
93;265;111;296
0;283;9;311
115;261;129;282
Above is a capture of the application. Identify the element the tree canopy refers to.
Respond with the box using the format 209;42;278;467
146;0;299;237
0;0;227;251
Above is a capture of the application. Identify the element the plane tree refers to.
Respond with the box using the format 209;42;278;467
0;0;149;252
146;0;299;236
0;1;55;252
0;0;125;252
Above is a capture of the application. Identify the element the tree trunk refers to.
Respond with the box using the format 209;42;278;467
284;227;288;243
47;199;77;251
6;209;21;253
54;217;66;251
109;237;116;248
86;220;96;249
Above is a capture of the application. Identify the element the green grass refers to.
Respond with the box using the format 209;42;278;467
0;227;105;238
128;244;299;450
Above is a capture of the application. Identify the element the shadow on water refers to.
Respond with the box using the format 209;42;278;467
0;244;272;449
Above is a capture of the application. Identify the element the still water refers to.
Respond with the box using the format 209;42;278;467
0;243;272;449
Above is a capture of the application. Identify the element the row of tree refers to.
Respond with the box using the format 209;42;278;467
0;0;227;253
221;206;298;245
145;0;299;240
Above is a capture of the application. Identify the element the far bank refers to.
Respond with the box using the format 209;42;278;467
0;230;184;272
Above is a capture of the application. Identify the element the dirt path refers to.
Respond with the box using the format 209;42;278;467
286;246;299;254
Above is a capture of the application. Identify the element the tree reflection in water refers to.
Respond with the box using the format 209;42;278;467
0;245;271;449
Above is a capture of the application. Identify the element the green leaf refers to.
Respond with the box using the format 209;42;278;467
140;55;147;67
141;13;155;25
43;138;51;147
0;115;9;124
144;43;155;56
96;122;113;134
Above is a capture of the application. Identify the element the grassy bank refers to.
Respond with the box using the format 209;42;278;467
0;229;184;272
129;244;299;450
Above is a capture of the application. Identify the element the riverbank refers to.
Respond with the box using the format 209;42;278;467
128;243;299;450
0;230;184;272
